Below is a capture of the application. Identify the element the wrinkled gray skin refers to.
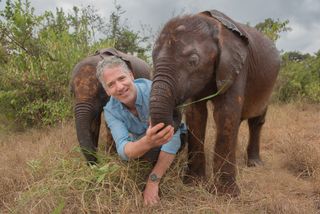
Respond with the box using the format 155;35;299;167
150;10;280;196
70;48;151;164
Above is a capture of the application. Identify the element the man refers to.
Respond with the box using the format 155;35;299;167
96;56;183;206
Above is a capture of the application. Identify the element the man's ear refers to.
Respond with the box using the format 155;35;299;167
129;71;134;80
105;88;110;96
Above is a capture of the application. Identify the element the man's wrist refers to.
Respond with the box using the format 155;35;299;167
143;136;153;150
148;173;161;183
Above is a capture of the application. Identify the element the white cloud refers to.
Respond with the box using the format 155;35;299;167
277;21;320;53
2;0;319;54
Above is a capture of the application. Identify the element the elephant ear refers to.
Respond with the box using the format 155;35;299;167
94;47;130;65
201;10;249;93
93;48;151;79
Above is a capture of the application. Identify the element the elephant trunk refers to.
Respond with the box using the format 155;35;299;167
150;60;181;131
74;101;98;164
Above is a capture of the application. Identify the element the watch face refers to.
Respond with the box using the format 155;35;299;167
149;173;158;182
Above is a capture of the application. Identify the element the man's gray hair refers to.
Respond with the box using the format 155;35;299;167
96;56;131;89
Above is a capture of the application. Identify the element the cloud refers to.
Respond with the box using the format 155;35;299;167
277;20;320;53
2;0;318;54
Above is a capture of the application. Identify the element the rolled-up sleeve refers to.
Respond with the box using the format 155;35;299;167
104;109;130;161
161;128;181;154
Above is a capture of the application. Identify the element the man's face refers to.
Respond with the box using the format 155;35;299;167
102;66;136;106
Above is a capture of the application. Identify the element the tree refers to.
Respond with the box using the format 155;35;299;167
275;51;320;103
103;2;151;60
255;18;291;42
0;0;112;128
0;0;152;129
283;51;311;62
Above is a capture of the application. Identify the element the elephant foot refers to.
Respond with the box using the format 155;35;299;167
183;175;198;185
183;173;205;185
209;182;240;197
183;168;206;185
247;157;263;167
186;164;206;177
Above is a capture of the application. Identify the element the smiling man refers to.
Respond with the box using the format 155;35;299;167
96;56;184;206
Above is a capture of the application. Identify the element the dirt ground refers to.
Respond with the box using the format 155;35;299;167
1;103;320;213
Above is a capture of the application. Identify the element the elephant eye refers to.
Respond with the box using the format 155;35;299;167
188;54;199;67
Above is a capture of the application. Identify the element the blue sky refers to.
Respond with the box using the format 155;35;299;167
2;0;320;54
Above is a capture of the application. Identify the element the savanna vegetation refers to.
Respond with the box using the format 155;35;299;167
1;0;319;213
0;0;150;129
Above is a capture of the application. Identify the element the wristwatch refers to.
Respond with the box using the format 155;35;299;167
149;173;161;182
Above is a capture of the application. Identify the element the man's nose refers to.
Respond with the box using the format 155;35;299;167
115;81;125;91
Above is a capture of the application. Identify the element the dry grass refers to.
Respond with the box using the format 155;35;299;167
1;103;320;213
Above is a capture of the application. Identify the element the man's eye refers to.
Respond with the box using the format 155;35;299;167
108;83;114;88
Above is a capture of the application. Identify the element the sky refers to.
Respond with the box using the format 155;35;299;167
2;0;320;54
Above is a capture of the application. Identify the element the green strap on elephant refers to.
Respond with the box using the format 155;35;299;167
176;80;230;109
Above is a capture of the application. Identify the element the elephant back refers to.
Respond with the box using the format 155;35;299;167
201;10;249;44
94;48;151;80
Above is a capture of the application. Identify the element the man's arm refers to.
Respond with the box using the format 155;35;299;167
104;108;132;160
105;107;174;160
142;125;183;206
124;123;174;159
143;151;175;206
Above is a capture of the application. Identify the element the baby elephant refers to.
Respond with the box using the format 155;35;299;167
70;48;151;164
149;10;280;196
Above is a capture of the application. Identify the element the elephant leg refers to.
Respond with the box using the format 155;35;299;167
246;108;267;167
104;122;116;153
75;102;99;164
212;99;241;196
186;101;207;178
91;113;101;149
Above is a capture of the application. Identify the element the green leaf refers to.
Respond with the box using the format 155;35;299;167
97;173;106;183
51;199;65;214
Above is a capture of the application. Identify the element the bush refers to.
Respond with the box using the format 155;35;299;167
0;0;151;129
274;51;320;103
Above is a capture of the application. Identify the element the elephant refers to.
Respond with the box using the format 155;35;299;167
70;48;151;164
149;10;280;196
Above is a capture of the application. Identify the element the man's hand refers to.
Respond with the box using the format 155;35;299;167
145;123;174;148
123;123;174;159
143;180;160;206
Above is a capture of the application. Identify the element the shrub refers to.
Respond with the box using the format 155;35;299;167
274;51;320;103
0;0;151;129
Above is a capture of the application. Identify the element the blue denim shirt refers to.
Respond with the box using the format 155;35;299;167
103;78;182;161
